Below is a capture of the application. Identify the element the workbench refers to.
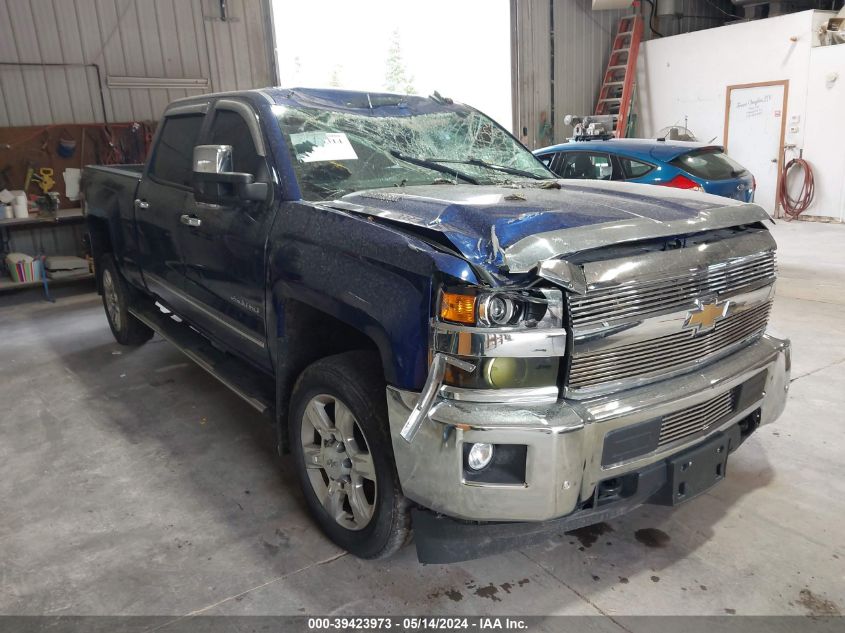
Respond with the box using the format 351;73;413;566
0;206;84;229
0;207;93;294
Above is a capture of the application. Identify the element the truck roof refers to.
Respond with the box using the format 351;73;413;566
168;87;470;117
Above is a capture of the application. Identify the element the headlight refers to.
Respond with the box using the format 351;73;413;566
478;294;519;326
439;288;555;328
435;285;564;393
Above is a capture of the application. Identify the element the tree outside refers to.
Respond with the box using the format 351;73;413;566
273;1;513;128
383;30;416;95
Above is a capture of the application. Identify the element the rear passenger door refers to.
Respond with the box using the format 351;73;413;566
176;99;274;369
136;103;207;305
558;152;614;180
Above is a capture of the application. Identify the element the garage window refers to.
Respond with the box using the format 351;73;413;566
149;114;205;187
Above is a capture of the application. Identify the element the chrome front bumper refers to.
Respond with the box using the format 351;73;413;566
387;333;790;522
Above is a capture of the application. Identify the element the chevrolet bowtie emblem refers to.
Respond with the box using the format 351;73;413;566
684;300;730;334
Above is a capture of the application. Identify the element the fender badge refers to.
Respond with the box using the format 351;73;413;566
684;300;731;334
230;295;260;314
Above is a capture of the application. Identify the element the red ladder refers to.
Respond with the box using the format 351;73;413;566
595;14;644;138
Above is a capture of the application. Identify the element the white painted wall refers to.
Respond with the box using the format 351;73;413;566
636;10;845;220
800;45;845;222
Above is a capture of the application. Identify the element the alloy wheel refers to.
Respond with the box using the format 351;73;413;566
102;269;122;332
300;394;377;531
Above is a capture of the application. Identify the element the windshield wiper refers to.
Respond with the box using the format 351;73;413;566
389;150;479;184
429;157;546;180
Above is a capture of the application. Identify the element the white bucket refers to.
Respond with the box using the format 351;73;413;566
63;168;81;201
13;194;28;219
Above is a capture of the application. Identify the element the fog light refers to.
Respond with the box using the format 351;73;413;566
467;443;494;470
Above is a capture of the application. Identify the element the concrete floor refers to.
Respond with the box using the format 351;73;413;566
1;220;843;623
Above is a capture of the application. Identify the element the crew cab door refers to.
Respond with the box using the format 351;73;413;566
135;103;207;305
176;99;273;369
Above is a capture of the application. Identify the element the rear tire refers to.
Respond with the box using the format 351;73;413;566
290;351;410;559
100;255;154;346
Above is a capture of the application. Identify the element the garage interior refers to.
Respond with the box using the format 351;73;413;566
1;0;844;626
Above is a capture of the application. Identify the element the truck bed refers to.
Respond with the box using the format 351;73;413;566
85;163;144;178
83;163;147;286
83;164;144;224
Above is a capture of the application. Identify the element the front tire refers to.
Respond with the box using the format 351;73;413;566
290;351;410;559
100;255;154;346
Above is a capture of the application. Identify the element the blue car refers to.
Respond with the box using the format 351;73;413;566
534;139;756;203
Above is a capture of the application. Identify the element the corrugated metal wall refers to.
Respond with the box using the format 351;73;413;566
0;0;276;126
512;0;550;148
511;0;736;148
512;0;623;149
5;222;88;258
551;1;624;145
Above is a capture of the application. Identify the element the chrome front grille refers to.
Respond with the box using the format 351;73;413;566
563;232;779;397
658;389;735;447
569;250;776;328
569;300;772;391
558;235;777;398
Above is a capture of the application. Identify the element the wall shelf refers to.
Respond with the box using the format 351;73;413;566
1;208;91;296
0;272;94;293
0;207;85;228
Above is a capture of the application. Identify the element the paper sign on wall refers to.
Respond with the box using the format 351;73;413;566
725;82;786;215
289;132;358;163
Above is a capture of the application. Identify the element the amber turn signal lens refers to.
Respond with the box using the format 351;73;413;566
440;292;477;324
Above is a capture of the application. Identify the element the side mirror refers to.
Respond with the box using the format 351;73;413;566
192;145;269;203
194;144;233;174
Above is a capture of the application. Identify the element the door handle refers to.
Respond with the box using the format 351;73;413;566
180;214;201;227
134;199;149;209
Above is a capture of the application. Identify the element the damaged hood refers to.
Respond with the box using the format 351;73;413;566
327;180;771;275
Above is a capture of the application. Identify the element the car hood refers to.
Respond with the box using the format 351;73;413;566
325;180;770;276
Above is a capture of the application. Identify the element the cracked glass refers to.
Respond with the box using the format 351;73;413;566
275;103;553;201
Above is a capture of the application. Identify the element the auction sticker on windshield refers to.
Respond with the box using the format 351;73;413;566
290;131;358;163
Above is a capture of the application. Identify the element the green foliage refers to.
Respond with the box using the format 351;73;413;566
384;30;416;95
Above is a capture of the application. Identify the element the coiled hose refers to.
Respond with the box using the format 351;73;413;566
778;157;815;220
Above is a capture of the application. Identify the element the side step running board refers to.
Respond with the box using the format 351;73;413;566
129;304;274;415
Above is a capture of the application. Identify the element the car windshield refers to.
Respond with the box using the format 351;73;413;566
671;148;749;181
275;104;553;201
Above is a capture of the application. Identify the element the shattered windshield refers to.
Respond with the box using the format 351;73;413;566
275;103;553;201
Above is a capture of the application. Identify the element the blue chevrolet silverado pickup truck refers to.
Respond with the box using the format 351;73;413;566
83;88;790;563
